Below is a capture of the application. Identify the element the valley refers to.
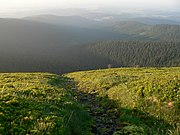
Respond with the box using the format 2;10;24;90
0;15;180;73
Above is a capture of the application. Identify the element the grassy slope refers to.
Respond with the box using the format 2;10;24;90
0;68;179;135
66;68;180;134
0;73;91;135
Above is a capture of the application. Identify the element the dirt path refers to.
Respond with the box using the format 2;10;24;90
71;87;121;135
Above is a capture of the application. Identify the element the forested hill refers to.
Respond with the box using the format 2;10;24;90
83;41;180;68
110;22;180;41
145;24;180;41
0;40;180;73
0;17;180;73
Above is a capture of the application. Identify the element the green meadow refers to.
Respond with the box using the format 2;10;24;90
67;68;180;135
0;73;91;135
0;68;180;134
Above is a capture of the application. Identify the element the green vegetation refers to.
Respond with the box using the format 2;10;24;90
67;67;180;134
0;68;179;134
0;73;91;135
145;24;180;41
3;39;180;74
85;41;180;67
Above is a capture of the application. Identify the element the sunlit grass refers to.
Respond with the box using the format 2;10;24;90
0;73;91;135
67;67;180;134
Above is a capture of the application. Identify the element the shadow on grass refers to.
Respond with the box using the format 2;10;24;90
51;76;174;135
0;74;91;135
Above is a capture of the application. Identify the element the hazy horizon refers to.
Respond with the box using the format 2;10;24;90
0;0;179;18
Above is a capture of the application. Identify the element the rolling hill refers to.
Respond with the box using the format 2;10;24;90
0;18;123;50
81;40;180;67
0;68;179;134
0;18;125;73
0;73;91;135
67;67;180;134
109;21;180;41
130;17;180;25
1;39;180;73
0;16;180;73
24;15;100;28
25;15;180;41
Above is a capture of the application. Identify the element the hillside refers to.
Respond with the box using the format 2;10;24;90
109;21;150;35
67;68;180;134
0;18;123;49
109;22;180;41
0;68;179;134
1;39;180;73
24;15;100;28
0;73;91;134
129;17;180;25
144;24;180;41
0;16;180;74
65;41;180;70
0;18;125;73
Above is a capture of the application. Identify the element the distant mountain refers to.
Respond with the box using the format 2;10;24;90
82;12;180;25
1;16;180;73
143;24;180;41
0;18;79;51
109;21;150;35
108;21;180;41
130;17;180;25
23;15;180;41
24;15;100;28
0;18;125;50
0;18;126;73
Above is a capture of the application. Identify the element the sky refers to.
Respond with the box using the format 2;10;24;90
0;0;179;18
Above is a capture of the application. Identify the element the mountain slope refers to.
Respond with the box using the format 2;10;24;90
1;39;180;73
143;24;180;40
67;67;180;134
24;15;180;41
0;18;122;50
0;73;91;134
0;18;125;73
109;21;180;41
1;68;179;134
130;17;180;25
79;41;180;67
109;21;150;35
24;15;100;28
0;17;180;73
